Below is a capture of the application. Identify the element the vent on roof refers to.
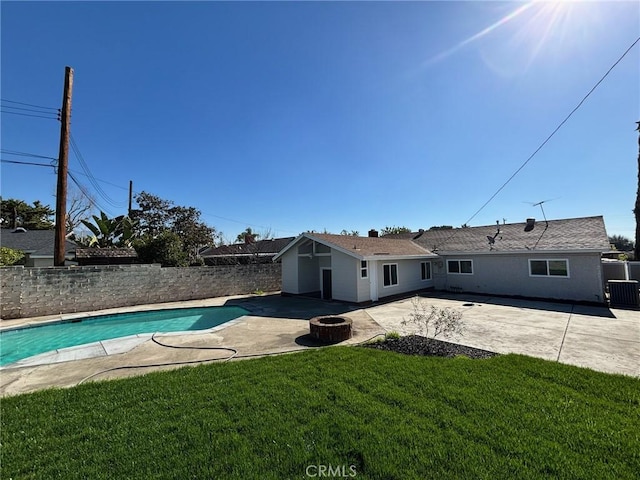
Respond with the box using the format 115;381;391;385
524;218;535;232
13;227;27;233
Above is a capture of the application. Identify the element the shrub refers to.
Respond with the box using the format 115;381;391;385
0;247;24;266
384;331;401;340
401;297;465;339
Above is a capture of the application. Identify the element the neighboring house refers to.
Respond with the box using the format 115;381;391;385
200;237;295;265
0;228;76;267
274;216;611;304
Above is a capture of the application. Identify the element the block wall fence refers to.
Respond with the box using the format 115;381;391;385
0;263;281;319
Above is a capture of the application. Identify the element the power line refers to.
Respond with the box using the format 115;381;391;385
432;35;640;251
67;170;116;218
0;98;59;111
67;168;130;190
462;35;640;227
1;105;60;115
69;133;127;208
0;110;59;120
1;159;55;168
0;149;58;161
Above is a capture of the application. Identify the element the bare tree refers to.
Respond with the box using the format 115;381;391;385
66;188;95;234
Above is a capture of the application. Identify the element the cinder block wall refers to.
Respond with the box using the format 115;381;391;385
0;263;281;319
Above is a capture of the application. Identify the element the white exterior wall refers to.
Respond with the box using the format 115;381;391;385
357;260;372;303
280;249;299;294
28;256;54;268
330;249;358;302
438;253;605;303
376;258;434;300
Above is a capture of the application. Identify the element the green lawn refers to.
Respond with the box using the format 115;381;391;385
2;348;638;479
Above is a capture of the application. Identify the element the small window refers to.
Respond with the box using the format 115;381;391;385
383;264;398;287
421;262;431;280
360;260;368;279
530;259;569;277
447;259;473;275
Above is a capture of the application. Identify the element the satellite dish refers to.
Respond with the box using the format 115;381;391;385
486;235;496;245
524;218;535;232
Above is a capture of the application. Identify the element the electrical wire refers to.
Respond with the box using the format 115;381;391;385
0;105;60;115
435;35;640;250
68;168;130;191
1;159;55;168
68;170;115;217
1;98;58;111
0;110;58;120
69;133;127;208
0;149;57;161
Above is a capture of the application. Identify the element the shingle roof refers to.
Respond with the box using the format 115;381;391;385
0;228;76;257
75;248;138;259
200;237;295;257
411;216;610;253
307;233;433;258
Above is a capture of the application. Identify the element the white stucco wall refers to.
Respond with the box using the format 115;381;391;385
375;258;434;300
330;249;358;302
437;252;605;303
280;250;299;294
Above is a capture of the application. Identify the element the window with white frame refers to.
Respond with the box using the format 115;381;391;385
529;259;569;277
447;259;473;275
421;261;432;280
383;264;398;287
360;260;368;279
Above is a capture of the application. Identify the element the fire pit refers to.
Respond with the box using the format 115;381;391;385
309;316;353;344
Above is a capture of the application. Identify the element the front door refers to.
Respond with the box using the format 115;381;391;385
322;269;332;300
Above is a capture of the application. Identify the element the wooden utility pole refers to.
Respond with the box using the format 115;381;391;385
54;66;74;266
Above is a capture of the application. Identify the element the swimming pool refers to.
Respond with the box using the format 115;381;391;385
0;306;248;367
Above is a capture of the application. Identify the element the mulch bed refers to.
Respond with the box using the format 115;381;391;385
363;335;499;359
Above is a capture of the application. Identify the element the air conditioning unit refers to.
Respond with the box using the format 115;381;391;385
608;280;640;308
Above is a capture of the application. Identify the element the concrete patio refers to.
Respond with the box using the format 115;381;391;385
1;292;638;397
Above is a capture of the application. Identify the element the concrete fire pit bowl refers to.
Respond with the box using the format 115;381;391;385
309;316;353;344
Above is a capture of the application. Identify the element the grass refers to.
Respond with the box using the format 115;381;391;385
2;348;639;479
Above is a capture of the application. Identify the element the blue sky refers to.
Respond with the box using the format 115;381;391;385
2;1;639;243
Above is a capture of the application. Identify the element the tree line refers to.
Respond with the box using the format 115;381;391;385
2;196;637;265
1;192;218;267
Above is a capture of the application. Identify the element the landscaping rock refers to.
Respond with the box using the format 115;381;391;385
363;335;498;359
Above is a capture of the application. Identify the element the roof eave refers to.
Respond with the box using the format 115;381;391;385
434;248;608;256
362;254;439;261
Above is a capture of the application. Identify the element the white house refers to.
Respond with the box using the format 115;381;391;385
274;216;611;305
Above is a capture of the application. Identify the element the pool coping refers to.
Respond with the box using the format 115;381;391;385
0;295;254;369
1;317;248;369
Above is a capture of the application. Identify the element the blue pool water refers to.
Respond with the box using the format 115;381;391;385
0;306;248;366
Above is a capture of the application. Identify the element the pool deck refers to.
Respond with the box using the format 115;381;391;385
1;292;638;396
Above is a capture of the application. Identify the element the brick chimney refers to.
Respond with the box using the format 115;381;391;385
368;229;379;238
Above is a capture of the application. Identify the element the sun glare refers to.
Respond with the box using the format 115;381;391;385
425;1;606;75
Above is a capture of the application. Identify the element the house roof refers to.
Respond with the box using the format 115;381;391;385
75;248;138;259
411;216;610;254
274;232;434;261
0;228;76;258
201;237;295;258
274;216;611;261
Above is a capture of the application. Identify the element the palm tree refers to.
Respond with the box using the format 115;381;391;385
80;212;136;248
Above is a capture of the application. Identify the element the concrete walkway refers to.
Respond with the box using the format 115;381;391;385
1;292;638;397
